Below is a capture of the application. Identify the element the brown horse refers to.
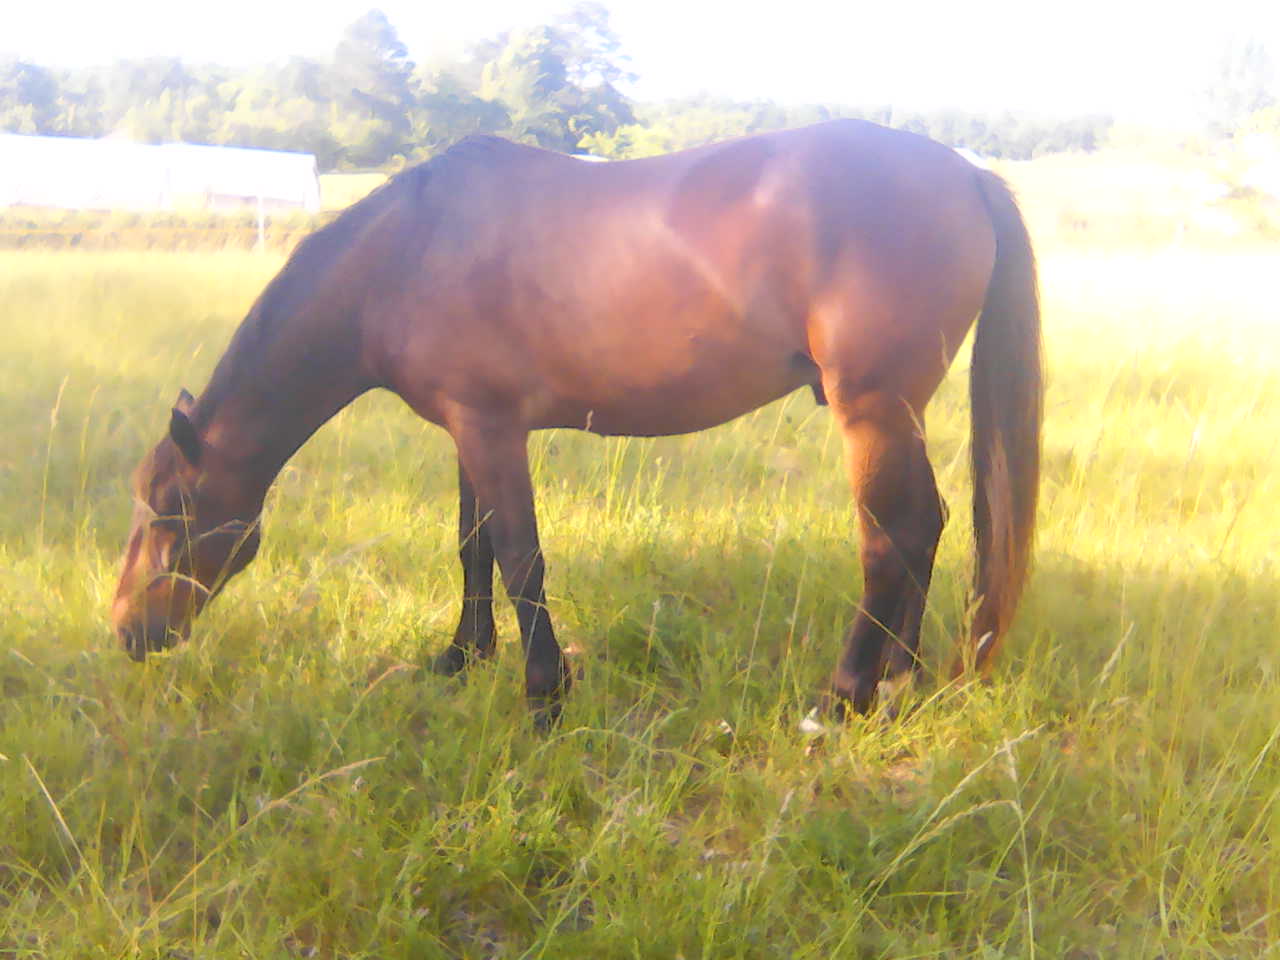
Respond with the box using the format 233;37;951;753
111;120;1041;721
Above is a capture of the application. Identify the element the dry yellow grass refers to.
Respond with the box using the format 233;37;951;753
998;145;1280;248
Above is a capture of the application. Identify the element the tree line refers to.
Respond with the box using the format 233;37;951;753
1;4;1115;171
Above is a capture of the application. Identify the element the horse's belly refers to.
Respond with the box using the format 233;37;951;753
535;347;815;437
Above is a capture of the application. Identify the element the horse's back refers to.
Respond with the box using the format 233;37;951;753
383;122;996;434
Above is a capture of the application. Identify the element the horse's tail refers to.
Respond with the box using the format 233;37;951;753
965;170;1043;672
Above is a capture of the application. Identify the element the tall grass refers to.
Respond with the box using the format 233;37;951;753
1;239;1277;957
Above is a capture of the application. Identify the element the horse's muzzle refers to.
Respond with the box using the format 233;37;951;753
117;619;184;661
119;625;151;662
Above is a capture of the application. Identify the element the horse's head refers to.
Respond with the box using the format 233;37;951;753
111;390;261;660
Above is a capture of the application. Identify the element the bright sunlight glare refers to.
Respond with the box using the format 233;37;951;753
6;0;1279;126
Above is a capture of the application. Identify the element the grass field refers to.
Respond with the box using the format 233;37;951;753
2;179;1279;956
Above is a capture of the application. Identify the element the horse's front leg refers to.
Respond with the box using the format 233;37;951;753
449;414;571;725
433;462;498;676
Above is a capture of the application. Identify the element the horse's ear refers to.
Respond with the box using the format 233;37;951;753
169;408;202;466
174;389;196;414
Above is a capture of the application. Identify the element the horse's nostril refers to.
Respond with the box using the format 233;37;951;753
120;627;148;662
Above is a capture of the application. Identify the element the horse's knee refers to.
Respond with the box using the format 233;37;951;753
860;509;939;586
859;531;907;588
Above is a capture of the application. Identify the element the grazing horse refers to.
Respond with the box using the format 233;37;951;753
111;120;1042;721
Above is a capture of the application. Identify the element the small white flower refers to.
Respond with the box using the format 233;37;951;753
798;708;827;736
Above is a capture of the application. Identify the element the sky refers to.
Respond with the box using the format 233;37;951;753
6;0;1280;128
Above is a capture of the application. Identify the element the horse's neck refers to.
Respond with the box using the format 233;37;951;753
196;302;376;502
193;181;412;505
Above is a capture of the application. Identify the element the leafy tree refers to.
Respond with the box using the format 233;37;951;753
410;65;509;157
98;58;200;138
470;22;633;152
329;9;416;166
477;26;574;149
461;5;634;153
47;72;106;138
213;65;340;166
0;7;1113;171
553;1;636;89
0;59;61;134
1206;39;1277;137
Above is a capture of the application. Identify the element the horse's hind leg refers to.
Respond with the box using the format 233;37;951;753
828;394;945;714
880;453;946;701
433;462;498;676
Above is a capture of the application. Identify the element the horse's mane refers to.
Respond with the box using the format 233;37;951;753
242;136;530;332
256;162;427;312
196;137;524;426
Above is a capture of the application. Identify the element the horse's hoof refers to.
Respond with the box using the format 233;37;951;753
815;675;916;727
530;697;563;733
875;673;917;722
431;645;469;677
823;669;881;718
432;631;499;677
526;656;574;731
816;690;857;721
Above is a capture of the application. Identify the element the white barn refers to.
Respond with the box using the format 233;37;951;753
0;134;321;213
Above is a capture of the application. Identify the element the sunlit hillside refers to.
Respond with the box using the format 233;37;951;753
998;140;1280;248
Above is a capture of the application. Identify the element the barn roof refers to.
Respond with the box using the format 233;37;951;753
0;134;320;211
